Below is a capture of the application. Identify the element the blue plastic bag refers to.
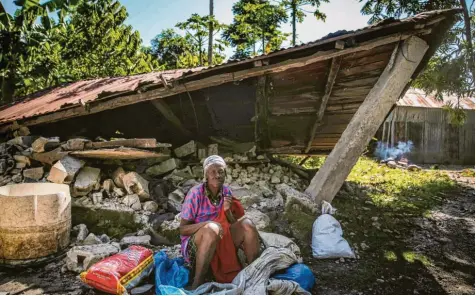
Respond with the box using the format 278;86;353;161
272;263;315;292
154;251;190;295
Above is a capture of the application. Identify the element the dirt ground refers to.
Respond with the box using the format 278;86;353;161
0;166;474;295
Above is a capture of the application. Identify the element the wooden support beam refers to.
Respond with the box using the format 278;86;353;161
304;56;342;153
0;29;433;133
305;36;429;206
150;99;193;138
256;75;271;150
267;154;311;180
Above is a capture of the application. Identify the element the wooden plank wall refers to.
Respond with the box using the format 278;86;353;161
378;106;475;165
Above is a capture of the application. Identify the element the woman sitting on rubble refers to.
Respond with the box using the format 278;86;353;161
179;155;260;289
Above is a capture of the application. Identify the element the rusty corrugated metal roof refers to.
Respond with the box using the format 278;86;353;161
0;9;461;127
398;88;475;109
0;68;203;124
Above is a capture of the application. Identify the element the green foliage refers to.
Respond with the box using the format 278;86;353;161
223;0;289;58
359;0;475;100
281;0;329;45
151;14;227;69
0;0;160;102
442;101;468;126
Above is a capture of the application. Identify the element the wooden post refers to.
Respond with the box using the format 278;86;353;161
256;75;271;150
305;57;342;153
305;36;429;205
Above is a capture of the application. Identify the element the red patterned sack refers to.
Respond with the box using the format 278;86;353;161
80;245;154;294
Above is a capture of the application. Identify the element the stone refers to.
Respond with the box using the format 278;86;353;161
62;138;90;151
240;195;264;209
277;184;318;215
122;194;141;210
207;144;218;156
113;187;126;197
168;189;185;213
102;179;115;193
197;148;207;160
15;162;27;169
386;161;397;169
100;234;110;244
7;136;38;147
142;201;159;212
360;242;369;250
340;257;345;263
73;167;101;196
31;137;61;153
82;233;103;245
12;174;22;183
131;284;154;295
257;155;265;160
47;156;84;184
146;158;179;177
23;167;44;180
271;175;281;184
122;172;150;201
245;209;271;231
160;214;181;244
91;192;103;205
65;244;120;273
13;155;31;165
174;141;196;158
14;126;30;137
73;224;89;242
112;167;126;188
408;164;422;171
120;235;151;247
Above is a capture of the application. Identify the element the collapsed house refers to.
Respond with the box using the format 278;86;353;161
0;9;460;268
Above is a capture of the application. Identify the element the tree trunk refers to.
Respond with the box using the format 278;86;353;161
208;0;214;66
460;0;475;80
291;0;297;46
1;73;15;103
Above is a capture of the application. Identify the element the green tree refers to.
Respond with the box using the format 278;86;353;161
151;28;192;69
223;0;289;58
282;0;329;46
208;0;214;65
176;13;227;66
1;0;160;101
359;0;475;100
0;0;76;102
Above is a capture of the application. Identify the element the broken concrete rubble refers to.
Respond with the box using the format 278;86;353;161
82;233;103;245
47;156;84;184
142;201;159;212
174;141;196;158
73;167;101;196
65;244;120;273
120;235;151;247
122;194;142;211
122;172;150;201
146;158;179;176
112;167;126;188
22;167;44;180
31;137;60;153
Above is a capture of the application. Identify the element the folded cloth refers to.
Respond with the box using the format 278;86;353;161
210;197;245;283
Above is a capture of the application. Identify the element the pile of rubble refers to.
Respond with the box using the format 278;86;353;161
0;126;317;266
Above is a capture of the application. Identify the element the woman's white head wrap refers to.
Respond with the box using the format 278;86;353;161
203;155;227;179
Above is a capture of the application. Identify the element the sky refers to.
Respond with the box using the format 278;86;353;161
2;0;473;59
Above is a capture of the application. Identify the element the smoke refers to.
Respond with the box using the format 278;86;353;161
374;141;414;160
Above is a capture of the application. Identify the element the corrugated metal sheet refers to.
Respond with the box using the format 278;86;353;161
380;106;475;164
397;88;475;109
0;9;460;128
0;68;203;124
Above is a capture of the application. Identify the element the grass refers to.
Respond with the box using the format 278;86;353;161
461;168;475;177
281;155;464;294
